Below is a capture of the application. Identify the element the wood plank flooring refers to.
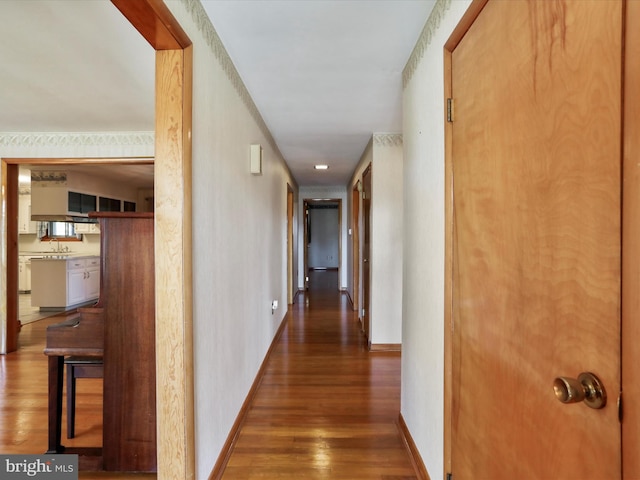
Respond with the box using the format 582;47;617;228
1;269;415;479
221;270;416;479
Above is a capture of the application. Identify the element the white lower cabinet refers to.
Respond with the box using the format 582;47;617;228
19;256;32;293
84;257;100;299
31;256;100;309
67;263;87;306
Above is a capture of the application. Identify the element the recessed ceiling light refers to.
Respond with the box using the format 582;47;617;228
314;164;329;170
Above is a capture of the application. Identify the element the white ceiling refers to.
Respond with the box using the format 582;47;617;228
1;0;434;188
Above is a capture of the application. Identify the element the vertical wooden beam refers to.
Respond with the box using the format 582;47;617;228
287;185;294;304
1;162;8;353
3;163;20;353
351;185;360;312
442;48;453;480
622;1;640;477
443;2;489;477
155;45;195;479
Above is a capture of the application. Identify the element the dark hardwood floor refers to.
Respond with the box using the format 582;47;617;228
221;269;416;479
1;269;415;479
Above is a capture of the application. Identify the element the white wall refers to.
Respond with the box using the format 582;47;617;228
347;135;403;346
401;0;472;478
371;135;403;345
165;2;297;477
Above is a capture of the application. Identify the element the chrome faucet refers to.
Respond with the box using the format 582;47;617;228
49;239;69;253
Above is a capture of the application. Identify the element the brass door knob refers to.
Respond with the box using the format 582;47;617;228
553;372;607;409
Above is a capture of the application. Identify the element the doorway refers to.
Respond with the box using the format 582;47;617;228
287;184;295;304
15;163;154;325
351;183;360;312
1;1;195;477
361;165;371;345
303;199;341;291
3;159;155;350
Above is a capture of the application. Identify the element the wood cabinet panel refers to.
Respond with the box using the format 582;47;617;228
94;213;156;472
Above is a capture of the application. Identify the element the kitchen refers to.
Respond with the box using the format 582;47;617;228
18;164;154;324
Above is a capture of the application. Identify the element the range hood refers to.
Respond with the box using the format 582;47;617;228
31;214;98;224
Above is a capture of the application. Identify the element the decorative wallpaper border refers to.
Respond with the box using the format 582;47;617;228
179;0;285;162
402;0;452;89
373;133;403;147
0;131;154;149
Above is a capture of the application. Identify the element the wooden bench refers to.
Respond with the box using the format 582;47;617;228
64;356;103;439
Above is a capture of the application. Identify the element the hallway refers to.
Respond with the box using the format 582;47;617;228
221;269;416;478
0;270;415;478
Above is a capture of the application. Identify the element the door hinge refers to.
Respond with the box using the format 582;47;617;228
447;98;454;122
446;473;453;480
618;393;623;423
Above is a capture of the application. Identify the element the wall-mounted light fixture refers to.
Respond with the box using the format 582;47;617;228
314;164;329;170
250;144;262;175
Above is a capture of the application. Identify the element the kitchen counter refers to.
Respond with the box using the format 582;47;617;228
31;256;100;310
21;251;99;258
29;254;99;260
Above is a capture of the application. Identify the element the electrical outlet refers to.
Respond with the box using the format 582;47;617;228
271;300;278;314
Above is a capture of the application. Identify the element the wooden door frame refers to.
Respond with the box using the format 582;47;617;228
303;200;309;289
622;1;640;477
303;198;342;288
443;0;639;478
287;184;294;304
351;183;360;311
114;2;195;477
0;2;195;477
361;164;372;345
2;163;19;353
443;3;487;475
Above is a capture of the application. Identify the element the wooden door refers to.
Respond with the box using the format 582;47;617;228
287;185;294;304
303;200;310;289
6;164;19;352
352;184;360;311
622;3;640;476
449;1;622;478
362;165;372;346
